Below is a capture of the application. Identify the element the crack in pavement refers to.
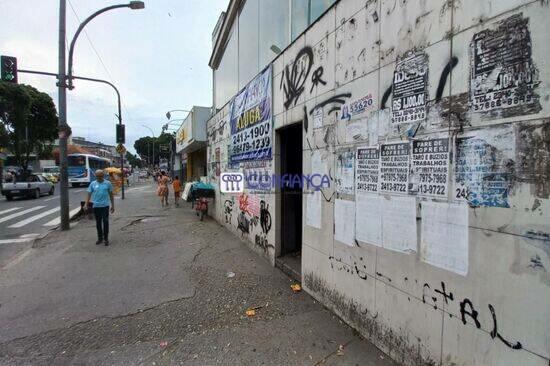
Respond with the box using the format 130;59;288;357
0;289;198;346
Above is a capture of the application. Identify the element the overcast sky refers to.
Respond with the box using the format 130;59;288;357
0;0;228;154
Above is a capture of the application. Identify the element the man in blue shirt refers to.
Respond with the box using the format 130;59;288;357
85;170;115;246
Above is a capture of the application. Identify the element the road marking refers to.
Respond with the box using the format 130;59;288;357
43;206;81;227
74;189;85;193
19;233;40;238
9;207;60;228
44;197;58;202
0;238;34;245
0;206;45;224
0;207;22;216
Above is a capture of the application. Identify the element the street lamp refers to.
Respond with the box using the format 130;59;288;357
165;109;191;120
57;0;144;230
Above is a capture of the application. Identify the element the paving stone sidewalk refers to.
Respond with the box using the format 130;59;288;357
0;182;396;365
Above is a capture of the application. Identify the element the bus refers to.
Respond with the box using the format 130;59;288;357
68;153;111;187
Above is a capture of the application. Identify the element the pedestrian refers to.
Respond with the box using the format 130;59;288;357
172;175;181;207
157;170;170;207
85;169;114;246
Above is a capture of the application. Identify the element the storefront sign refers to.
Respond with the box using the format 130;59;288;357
230;66;272;163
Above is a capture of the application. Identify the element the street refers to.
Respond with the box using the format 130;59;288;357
0;184;83;267
0;181;394;365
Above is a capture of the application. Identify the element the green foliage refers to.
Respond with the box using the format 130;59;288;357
0;83;58;169
133;132;175;165
125;151;143;168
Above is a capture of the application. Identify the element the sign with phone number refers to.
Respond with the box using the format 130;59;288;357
230;66;272;163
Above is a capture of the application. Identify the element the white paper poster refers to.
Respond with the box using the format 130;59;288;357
335;199;356;246
335;151;355;195
306;191;322;229
411;138;450;198
379;142;410;194
356;146;379;194
311;150;326;176
421;202;469;276
355;194;382;246
313;107;323;129
381;196;417;253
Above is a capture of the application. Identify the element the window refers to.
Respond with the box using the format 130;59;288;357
214;21;239;109
291;0;309;41
259;0;290;66
68;155;85;167
238;0;259;88
310;0;335;21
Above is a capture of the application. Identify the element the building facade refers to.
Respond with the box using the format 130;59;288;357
175;106;211;181
206;1;550;365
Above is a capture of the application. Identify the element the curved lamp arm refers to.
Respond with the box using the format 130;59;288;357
67;1;144;88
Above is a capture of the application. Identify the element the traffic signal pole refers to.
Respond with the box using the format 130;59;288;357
58;0;70;230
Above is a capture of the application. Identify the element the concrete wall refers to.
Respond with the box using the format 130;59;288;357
206;1;550;365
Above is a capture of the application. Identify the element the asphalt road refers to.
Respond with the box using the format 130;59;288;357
0;184;85;267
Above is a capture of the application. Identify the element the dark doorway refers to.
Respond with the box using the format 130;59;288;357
277;122;302;279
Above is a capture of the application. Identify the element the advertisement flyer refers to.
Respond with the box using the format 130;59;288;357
356;147;379;194
379;142;410;194
230;66;272;162
411;138;450;198
391;51;428;125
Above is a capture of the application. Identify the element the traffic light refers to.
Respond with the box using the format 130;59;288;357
1;56;18;83
116;124;125;144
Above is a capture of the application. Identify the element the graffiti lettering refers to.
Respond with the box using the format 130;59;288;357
310;93;352;115
310;66;327;93
460;298;481;328
281;46;314;109
488;304;523;350
436;57;459;102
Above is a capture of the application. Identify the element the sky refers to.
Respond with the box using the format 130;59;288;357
0;0;229;154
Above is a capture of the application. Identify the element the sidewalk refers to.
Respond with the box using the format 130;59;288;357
0;181;396;366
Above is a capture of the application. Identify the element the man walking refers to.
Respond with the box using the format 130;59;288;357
85;169;115;246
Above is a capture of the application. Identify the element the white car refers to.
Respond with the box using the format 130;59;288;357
1;174;54;200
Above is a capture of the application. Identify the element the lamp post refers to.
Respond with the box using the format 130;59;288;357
142;125;156;168
165;109;192;121
57;0;144;230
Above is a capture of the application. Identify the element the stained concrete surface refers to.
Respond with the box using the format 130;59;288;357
0;181;396;365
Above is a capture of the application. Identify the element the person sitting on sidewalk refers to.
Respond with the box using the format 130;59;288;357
85;170;115;246
172;176;181;207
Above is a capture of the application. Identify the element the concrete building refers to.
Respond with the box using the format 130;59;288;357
205;1;550;365
174;106;211;181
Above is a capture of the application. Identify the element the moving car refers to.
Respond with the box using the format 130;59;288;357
1;174;54;201
42;166;60;183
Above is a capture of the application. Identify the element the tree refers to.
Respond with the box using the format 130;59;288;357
125;151;143;168
133;132;175;165
0;83;58;172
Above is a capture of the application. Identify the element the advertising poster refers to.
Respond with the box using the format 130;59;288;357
454;127;514;208
379;142;410;194
356;146;379;194
391;51;428;125
230;66;272;162
306;191;322;229
381;196;417;253
355;194;382;247
470;14;539;113
411;138;450;198
335;150;355;195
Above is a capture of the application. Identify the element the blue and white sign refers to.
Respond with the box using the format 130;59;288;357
230;65;272;163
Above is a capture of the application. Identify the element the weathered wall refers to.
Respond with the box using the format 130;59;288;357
206;0;550;365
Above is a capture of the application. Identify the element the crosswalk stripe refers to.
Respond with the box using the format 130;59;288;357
0;207;22;216
43;206;81;227
8;207;60;228
0;206;45;224
0;238;34;245
44;197;57;202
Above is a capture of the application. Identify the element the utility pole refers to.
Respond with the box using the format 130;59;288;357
58;0;70;230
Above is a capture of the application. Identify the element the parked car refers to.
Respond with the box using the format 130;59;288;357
1;174;54;201
42;166;60;183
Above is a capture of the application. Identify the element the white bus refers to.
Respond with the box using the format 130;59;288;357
68;153;111;187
